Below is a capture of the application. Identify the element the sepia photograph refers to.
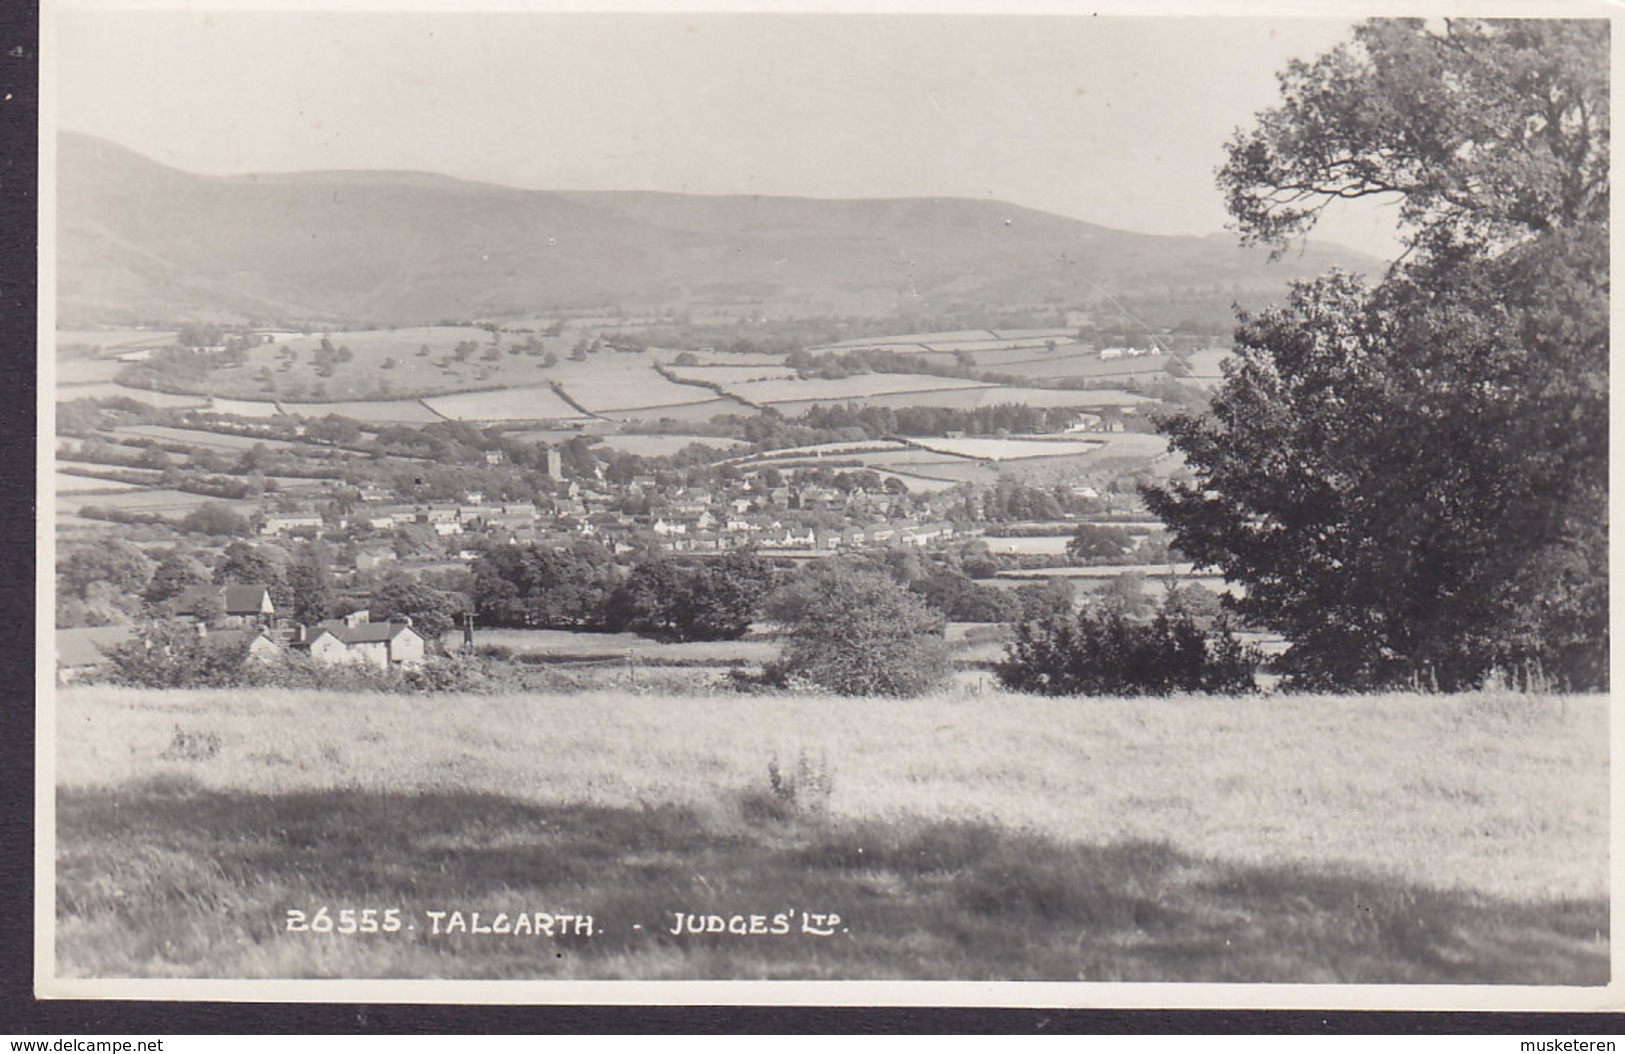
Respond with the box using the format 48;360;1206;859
36;0;1614;1010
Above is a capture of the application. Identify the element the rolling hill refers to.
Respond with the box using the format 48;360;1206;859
56;131;1380;326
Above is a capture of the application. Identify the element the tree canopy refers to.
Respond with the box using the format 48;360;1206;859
1148;18;1608;690
1220;19;1608;260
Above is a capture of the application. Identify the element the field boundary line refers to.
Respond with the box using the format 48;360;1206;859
544;381;607;420
652;362;762;409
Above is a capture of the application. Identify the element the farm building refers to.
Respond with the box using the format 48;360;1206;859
295;611;425;668
258;514;323;535
55;625;133;682
174;583;275;625
198;627;285;664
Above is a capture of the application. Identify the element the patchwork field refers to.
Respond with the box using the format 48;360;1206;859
814;328;1076;352
56;329;177;351
53;488;264;517
663;364;800;385
168;326;577;401
764;386;1154;417
276;398;445;424
716;374;991;405
997;562;1200;580
546;358;726;414
648;349;789;367
906;436;1105;460
420;385;591;423
980;534;1074;555
588;434;749;457
729;440;910;465
202;397;288;419
53;471;143;494
986;353;1173;382
595;398;756;425
731;432;1172;489
54;358;128;386
56;383;209;409
53;686;1608;983
112;425;317;453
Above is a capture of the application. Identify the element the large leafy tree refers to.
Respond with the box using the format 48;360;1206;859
1148;19;1607;690
285;543;338;627
369;573;468;640
1220;19;1608;259
472;542;615;629
603;551;777;642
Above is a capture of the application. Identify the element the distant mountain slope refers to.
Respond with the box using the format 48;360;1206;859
56;132;1379;326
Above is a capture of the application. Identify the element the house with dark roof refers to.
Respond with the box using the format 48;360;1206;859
199;627;285;664
174;584;275;625
295;611;425;668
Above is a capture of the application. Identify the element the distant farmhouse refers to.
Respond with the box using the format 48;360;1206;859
174;584;276;625
293;610;425;669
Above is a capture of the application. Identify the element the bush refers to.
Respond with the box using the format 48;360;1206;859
100;622;256;689
159;725;221;761
766;562;949;697
995;596;1259;697
738;750;835;824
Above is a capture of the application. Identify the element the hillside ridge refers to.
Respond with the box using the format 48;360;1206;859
57;131;1379;326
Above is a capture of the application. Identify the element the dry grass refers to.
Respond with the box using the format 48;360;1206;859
456;627;781;664
58;687;1605;899
53;686;1607;981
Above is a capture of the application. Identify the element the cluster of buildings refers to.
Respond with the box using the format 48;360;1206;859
170;584;427;668
257;475;970;562
56;584;428;683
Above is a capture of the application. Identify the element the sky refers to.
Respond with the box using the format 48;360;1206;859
50;7;1408;259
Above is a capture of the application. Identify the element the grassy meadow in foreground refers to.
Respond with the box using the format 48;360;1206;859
53;686;1608;983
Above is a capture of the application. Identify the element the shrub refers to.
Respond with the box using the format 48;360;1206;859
766;562;948;697
159;725;221;761
100;622;256;689
995;596;1259;697
739;750;834;823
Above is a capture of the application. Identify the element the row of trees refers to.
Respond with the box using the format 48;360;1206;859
59;535;470;636
468;540;1100;643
